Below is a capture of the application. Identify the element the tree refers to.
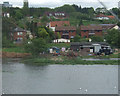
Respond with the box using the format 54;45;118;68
55;4;76;14
73;35;81;42
105;29;120;48
40;15;49;26
56;32;61;39
91;36;104;42
38;28;49;39
25;38;47;56
15;9;23;20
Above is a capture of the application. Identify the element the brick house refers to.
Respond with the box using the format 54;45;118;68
49;21;70;31
12;27;27;42
55;26;76;39
80;25;103;38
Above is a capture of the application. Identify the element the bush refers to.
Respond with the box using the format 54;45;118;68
25;38;47;56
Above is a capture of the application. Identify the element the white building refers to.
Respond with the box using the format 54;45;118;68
53;38;70;43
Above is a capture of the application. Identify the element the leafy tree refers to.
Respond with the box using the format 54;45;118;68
55;4;76;14
25;38;47;56
90;36;104;42
38;28;49;38
73;35;81;42
2;36;15;48
22;4;29;16
15;9;23;20
105;29;120;48
40;15;49;26
56;32;61;39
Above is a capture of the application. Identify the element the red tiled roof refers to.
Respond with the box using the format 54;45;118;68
80;25;102;30
96;14;115;19
96;14;107;17
107;16;115;19
55;26;76;31
50;21;70;27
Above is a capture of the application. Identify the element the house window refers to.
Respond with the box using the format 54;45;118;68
71;36;74;38
84;30;87;32
17;32;20;35
17;32;23;35
20;32;23;35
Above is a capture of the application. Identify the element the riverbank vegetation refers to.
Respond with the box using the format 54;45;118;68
22;56;119;66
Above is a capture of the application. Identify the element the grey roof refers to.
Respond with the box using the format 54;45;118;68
13;27;26;32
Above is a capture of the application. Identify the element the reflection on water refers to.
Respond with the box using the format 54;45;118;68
2;58;118;94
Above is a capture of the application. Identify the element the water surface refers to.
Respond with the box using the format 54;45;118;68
2;58;118;94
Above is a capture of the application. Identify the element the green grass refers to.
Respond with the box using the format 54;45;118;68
81;53;120;59
2;47;26;53
47;43;70;48
83;20;102;25
22;56;119;66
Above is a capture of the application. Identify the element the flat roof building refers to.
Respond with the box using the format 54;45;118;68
2;2;12;7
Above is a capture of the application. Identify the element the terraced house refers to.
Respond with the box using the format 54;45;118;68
55;26;76;39
80;25;103;38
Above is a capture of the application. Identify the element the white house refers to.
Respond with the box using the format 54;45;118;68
53;38;70;43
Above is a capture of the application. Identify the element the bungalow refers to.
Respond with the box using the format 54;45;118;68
11;27;27;43
96;14;115;20
80;25;103;38
55;26;76;39
45;12;68;19
53;38;70;43
49;21;70;31
70;42;112;56
96;14;109;20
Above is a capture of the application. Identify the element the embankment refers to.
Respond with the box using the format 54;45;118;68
0;52;31;58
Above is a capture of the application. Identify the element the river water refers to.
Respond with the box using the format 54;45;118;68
2;58;118;94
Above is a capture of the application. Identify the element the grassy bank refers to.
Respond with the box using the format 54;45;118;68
82;53;120;59
22;56;119;66
2;46;26;53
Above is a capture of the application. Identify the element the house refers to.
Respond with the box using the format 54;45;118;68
49;21;70;31
55;26;76;39
98;24;120;34
80;25;103;38
12;27;27;43
96;14;115;20
99;24;119;30
45;12;68;19
70;42;112;56
96;14;109;20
